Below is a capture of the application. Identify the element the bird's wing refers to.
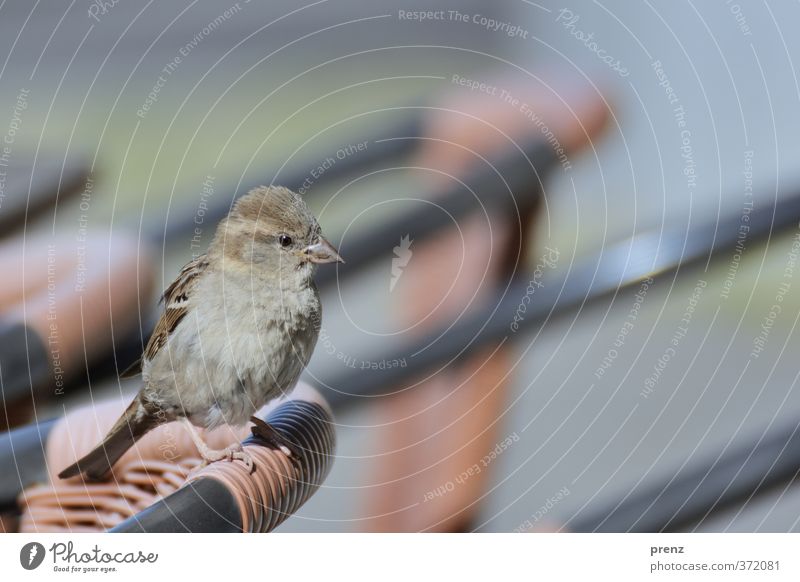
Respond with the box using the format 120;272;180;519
119;358;143;378
142;254;209;362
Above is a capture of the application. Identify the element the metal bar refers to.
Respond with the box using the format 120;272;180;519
0;156;89;237
311;177;800;531
0;418;57;508
110;475;242;533
315;137;555;286
317;184;800;406
0;323;51;404
569;419;800;532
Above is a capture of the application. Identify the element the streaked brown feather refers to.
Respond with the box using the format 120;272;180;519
143;254;209;361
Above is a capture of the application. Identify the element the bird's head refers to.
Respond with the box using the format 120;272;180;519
211;185;343;284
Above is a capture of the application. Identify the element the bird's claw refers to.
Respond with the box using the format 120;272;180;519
223;442;254;472
193;442;254;474
249;416;302;465
230;449;255;473
225;441;243;459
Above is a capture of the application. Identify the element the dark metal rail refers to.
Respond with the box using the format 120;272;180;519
569;417;800;532
0;155;90;237
317;179;800;405
0;419;57;508
315;137;553;286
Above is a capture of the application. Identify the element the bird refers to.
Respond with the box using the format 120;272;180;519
59;185;342;481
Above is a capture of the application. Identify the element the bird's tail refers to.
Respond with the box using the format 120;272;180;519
58;394;165;481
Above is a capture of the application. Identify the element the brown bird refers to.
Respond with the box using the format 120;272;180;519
59;186;342;480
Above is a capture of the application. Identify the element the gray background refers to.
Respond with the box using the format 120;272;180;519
1;0;799;531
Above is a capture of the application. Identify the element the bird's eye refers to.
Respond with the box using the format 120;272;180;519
279;234;292;247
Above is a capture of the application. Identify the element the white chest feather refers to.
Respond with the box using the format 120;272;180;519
144;268;320;429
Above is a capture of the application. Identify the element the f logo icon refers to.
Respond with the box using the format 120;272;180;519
19;542;45;570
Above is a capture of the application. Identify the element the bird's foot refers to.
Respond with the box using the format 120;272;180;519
181;417;254;473
249;416;302;463
197;442;255;473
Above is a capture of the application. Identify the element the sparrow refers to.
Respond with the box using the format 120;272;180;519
59;185;342;481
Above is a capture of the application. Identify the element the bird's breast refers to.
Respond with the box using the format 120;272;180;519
142;276;320;427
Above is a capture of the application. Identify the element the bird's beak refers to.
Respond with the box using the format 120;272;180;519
302;236;344;264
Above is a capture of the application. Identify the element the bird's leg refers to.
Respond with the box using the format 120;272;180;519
249;416;302;461
181;418;254;472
